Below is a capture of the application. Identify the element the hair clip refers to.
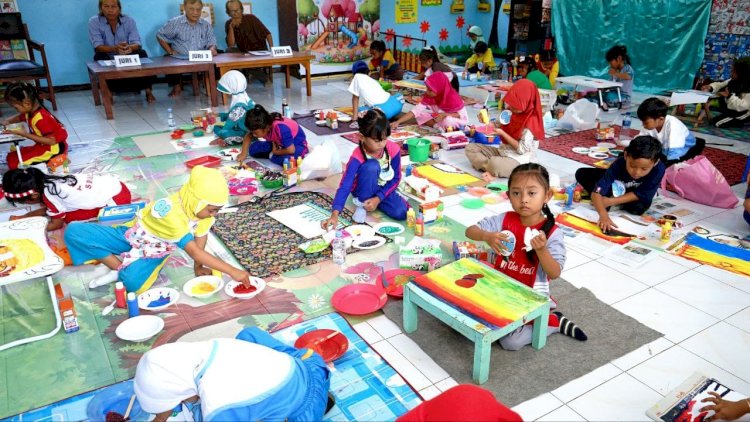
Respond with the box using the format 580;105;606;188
6;189;35;199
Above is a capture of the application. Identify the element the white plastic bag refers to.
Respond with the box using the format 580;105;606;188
558;99;600;131
300;139;342;180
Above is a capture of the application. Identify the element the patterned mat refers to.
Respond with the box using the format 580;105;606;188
7;313;421;422
294;113;357;136
541;127;747;185
213;191;363;277
679;119;750;142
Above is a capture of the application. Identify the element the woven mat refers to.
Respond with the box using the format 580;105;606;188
677;118;750;142
293;113;357;136
541;127;747;185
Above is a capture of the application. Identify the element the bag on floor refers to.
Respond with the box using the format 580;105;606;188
660;155;738;209
558;99;600;131
299;139;342;180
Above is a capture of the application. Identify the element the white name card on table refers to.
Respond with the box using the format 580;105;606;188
189;50;213;62
271;46;293;57
113;54;141;68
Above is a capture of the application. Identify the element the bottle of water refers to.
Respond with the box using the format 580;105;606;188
501;62;509;82
620;112;632;143
167;108;176;129
332;230;346;267
282;98;291;118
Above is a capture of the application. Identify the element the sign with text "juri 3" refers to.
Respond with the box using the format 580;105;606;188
189;50;213;62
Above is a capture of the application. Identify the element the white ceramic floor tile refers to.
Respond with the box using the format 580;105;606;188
369;340;432;391
661;252;701;269
610;337;674;371
551;363;622;403
537;405;586;422
681;322;750;383
433;377;458;392
564;248;593;270
613;288;718;342
388;334;450;383
512;393;564;421
628;344;750;396
418;385;441;401
561;261;648;304
726;307;750;334
568;373;662;421
694;264;750;295
655;271;750;319
598;255;691;286
352;321;384;344
367;314;403;339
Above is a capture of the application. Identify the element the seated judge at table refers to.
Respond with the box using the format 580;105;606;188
224;0;273;85
88;0;155;103
157;0;218;97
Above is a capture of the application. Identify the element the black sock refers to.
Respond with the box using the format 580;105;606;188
553;311;588;341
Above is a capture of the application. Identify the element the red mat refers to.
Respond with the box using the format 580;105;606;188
541;128;747;185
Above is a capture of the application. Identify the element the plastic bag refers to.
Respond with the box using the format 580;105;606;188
660;155;738;209
558;99;600;131
300;139;342;180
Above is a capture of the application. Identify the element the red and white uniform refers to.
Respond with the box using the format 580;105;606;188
6;108;68;169
43;174;131;223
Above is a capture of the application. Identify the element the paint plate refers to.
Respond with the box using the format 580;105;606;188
225;277;266;300
597;142;616;149
376;269;423;297
337;115;352;123
218;147;241;161
345;224;375;238
468;186;491;197
609;149;623;157
486;182;508;192
498;109;512;125
572;147;590;154
500;230;516;256
183;275;224;299
315;120;327;126
138;287;180;311
331;283;388;315
590;146;609;153
461;198;485;209
115;315;164;342
373;222;405;236
86;380;148;422
294;329;349;362
588;152;609;160
352;236;386;250
481;193;503;204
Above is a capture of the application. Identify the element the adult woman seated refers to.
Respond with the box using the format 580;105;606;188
88;0;155;103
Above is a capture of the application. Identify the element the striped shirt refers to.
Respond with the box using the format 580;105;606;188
157;15;216;55
88;15;141;50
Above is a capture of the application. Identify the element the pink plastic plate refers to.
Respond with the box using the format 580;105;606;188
331;283;387;315
376;269;423;298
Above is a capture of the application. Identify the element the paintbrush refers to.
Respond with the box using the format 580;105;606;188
304;330;342;348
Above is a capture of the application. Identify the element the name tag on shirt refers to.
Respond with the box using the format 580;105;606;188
114;54;142;68
189;50;213;62
271;46;293;57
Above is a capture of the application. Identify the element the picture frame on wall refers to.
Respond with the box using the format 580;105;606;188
180;3;214;26
243;2;252;14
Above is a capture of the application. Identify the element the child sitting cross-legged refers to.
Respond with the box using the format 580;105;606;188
637;97;705;166
466;163;587;351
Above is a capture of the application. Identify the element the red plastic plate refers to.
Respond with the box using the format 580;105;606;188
331;283;387;315
293;329;349;362
376;269;423;298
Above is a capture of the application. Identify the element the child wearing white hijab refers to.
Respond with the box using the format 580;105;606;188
134;327;333;422
214;70;256;145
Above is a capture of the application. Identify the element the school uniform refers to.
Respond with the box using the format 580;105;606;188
248;118;308;165
348;73;404;120
6;108;68;169
43;174;131;223
638;115;705;165
465;48;494;74
369;50;403;80
575;156;666;215
410;72;468;130
332;141;408;220
214;71;256;145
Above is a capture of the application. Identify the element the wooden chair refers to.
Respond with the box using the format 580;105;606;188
0;13;57;111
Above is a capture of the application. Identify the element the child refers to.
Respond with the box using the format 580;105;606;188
464;41;494;75
414;46;459;93
701;57;750;128
465;163;587;351
518;55;552;89
349;61;404;120
744;177;750;227
637;97;705;165
466;26;485;49
238;104;308;165
321;109;407;228
2;82;68;170
605;45;634;105
465;79;544;178
390;72;468;131
575;136;665;232
214;70;256;145
537;50;559;86
64;165;250;292
134;326;333;422
2;167;131;231
369;40;404;81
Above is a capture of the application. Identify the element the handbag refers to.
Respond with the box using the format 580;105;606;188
660;155;738;209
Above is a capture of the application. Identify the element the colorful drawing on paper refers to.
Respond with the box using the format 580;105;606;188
414;258;548;327
674;232;750;277
413;163;481;187
170;135;215;152
556;213;633;245
0;239;44;277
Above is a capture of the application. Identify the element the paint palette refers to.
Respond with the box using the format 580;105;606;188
218;147;241;161
138;287;180;311
183;275;224;298
376;269;423;297
294;329;349;362
345;224;375;238
86;381;148;422
225;277;266;299
352;236;386;250
373;222;405;236
588;151;609;159
572;147;590;154
331;283;388;315
115;315;164;342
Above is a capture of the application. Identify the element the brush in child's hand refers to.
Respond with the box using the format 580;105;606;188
105;394;136;422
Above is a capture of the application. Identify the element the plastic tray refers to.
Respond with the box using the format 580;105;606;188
185;155;221;168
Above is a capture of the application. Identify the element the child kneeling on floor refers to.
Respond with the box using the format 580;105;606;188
637;97;705;166
322;109;408;228
64;165;250;292
466;163;587;351
349;61;404;121
575;136;665;232
238;105;308;165
2;167;131;231
213;70;256;145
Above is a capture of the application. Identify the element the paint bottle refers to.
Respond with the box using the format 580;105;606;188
114;282;127;308
565;184;575;207
660;220;673;242
406;208;416;229
127;292;139;318
415;213;424;236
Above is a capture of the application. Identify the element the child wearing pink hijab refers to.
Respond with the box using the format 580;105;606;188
391;72;468;130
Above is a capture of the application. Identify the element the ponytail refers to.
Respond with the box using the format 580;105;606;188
1;167;76;206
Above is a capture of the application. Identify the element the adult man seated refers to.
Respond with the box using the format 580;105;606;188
224;0;273;86
88;0;155;103
157;0;218;97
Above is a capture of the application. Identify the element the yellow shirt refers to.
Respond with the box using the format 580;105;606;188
465;48;494;70
369;50;397;71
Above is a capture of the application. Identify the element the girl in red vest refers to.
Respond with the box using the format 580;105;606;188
466;163;587;350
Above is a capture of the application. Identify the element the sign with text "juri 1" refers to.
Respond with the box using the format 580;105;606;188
189;50;213;62
114;54;141;68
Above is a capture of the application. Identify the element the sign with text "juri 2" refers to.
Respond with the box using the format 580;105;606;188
271;46;293;57
114;54;142;68
189;50;213;62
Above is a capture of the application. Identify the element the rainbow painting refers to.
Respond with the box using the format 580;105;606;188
675;232;750;277
413;258;548;328
556;213;633;245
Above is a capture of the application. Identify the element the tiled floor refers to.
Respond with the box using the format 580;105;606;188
2;74;748;420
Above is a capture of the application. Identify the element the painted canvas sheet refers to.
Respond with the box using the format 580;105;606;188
556;213;634;245
413;162;481;187
413;258;548;327
674;232;750;276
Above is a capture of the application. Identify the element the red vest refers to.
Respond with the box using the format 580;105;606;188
493;212;557;288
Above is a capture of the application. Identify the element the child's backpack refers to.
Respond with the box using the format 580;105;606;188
660;155;738;209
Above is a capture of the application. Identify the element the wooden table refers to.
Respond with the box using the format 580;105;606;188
213;52;313;102
86;57;218;120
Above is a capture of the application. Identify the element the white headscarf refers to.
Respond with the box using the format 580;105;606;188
217;70;251;108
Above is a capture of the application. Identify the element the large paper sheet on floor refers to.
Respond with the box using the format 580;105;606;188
132;132;215;157
266;202;346;239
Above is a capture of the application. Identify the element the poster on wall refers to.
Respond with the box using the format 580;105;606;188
396;0;418;24
0;0;27;60
422;0;441;5
297;0;380;75
709;0;749;35
698;32;750;81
